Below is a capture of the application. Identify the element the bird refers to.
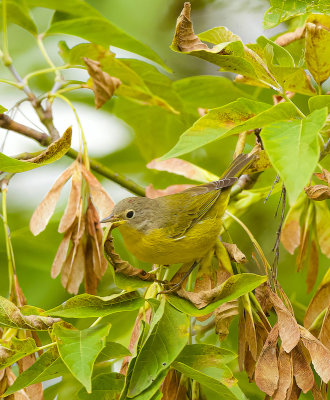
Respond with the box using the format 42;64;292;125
101;153;255;272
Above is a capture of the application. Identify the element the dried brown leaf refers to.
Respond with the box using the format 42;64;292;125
305;184;330;201
255;324;279;396
288;379;301;400
242;295;257;360
85;236;98;295
281;196;305;254
268;288;300;352
273;348;293;400
222;242;247;264
300;326;330;383
292;342;314;393
147;158;218;183
146;183;194;198
304;270;330;329
244;347;256;381
29;164;74;235
311;383;325;400
319;307;330;349
255;283;273;315
51;226;74;279
238;313;246;371
65;242;85;295
162;369;188;400
274;27;305;46
172;2;209;52
214;300;238;340
58;165;82;233
18;347;43;400
273;91;295;105
81;166;114;220
84;57;121;108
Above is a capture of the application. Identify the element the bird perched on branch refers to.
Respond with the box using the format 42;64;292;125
101;153;255;270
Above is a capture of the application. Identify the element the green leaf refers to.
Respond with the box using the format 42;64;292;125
54;323;111;392
46;17;169;71
263;0;330;29
305;14;330;85
0;337;38;369
309;95;330;112
45;291;144;318
166;273;267;317
0;0;37;34
0;126;71;173
96;341;131;362
26;0;102;18
0;296;60;330
198;27;241;44
128;300;189;397
161;100;300;159
176;344;237;365
172;362;239;400
3;351;69;396
173;76;251;112
128;369;169;400
0;105;8;113
262;108;327;205
77;372;125;400
256;36;294;67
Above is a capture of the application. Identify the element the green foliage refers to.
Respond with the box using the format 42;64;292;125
0;0;329;399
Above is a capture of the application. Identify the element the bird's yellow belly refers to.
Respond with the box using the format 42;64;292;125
118;218;221;265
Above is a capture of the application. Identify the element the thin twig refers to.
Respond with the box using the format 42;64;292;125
264;174;280;203
272;184;286;285
0;115;146;196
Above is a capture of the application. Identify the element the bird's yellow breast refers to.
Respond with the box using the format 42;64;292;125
118;217;222;265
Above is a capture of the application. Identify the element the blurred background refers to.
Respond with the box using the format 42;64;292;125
0;0;328;371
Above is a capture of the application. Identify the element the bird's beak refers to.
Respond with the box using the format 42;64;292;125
100;213;125;225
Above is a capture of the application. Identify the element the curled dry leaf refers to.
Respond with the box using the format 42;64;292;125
146;183;194;198
314;169;330;184
319;307;330;349
255;324;279;396
84;57;121;108
214;300;238;340
172;2;209;52
299;325;330;383
255;283;273;315
304;268;330;329
104;222;158;283
304;184;330;201
222;242;247;264
273;348;293;400
291;343;314;393
162;369;188;400
281;195;305;254
147;158;218;183
267;288;300;353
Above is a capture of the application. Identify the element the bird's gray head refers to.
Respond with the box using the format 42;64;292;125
101;196;160;233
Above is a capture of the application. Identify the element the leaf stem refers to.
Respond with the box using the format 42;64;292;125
37;34;61;82
0;78;23;89
1;180;17;302
23;64;70;85
1;0;12;66
38;342;57;351
281;92;305;118
90;317;103;328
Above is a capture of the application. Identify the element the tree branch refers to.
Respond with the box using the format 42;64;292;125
0;114;146;197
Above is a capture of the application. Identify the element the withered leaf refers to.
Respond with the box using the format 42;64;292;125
314;169;330;184
315;201;330;257
255;283;273;315
172;2;209;52
273;348;293;400
81;165;114;220
214;300;238;341
0;296;60;330
300;326;330;383
281;196;305;254
241;295;257;360
238;312;246;372
147;157;218;183
267;288;300;353
51;225;74;279
62;242;85;295
27;126;72;165
319;307;330;349
292;343;314;393
84;57;121;108
146;183;194;198
306;236;319;293
305;184;330;201
29;163;74;235
162;369;187;400
58;164;82;233
255;324;279;396
222;242;247;264
311;382;325;400
304;269;330;329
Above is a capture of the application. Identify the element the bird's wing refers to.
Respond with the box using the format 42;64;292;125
164;177;236;239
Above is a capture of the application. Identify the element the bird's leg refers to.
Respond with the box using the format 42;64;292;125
159;261;199;294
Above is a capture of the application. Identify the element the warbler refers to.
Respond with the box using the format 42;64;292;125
101;154;254;266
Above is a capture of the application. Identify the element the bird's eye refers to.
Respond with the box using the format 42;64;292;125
126;210;135;219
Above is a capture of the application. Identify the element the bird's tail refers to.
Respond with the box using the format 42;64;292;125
221;153;256;179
